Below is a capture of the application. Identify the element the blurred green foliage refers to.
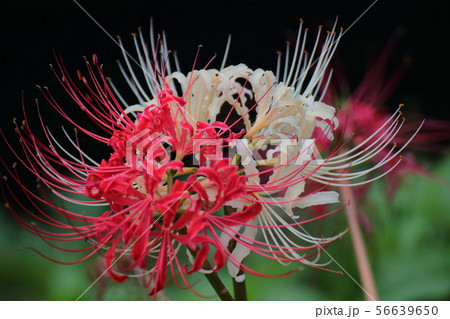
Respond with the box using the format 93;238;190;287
1;155;449;301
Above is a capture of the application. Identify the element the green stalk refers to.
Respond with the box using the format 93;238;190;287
167;169;174;192
182;225;234;301
232;270;247;301
202;260;235;301
225;206;248;301
340;185;379;301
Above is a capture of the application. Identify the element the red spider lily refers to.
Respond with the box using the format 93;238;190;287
0;57;258;296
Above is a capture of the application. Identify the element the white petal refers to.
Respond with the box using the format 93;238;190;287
293;190;339;209
227;221;258;278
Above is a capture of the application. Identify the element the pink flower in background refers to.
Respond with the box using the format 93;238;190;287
324;34;449;182
310;34;450;238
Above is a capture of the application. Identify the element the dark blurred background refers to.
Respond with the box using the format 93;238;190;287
1;0;449;120
0;0;449;300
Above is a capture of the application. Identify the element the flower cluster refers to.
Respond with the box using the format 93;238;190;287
1;20;415;296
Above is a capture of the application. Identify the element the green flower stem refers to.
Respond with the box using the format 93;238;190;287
225;206;248;301
178;224;233;301
202;259;235;301
184;238;234;301
340;185;379;301
167;169;174;193
232;271;247;301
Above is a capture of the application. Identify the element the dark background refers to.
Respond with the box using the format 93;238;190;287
1;0;449;123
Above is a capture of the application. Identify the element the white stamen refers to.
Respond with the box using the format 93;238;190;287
220;34;232;71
